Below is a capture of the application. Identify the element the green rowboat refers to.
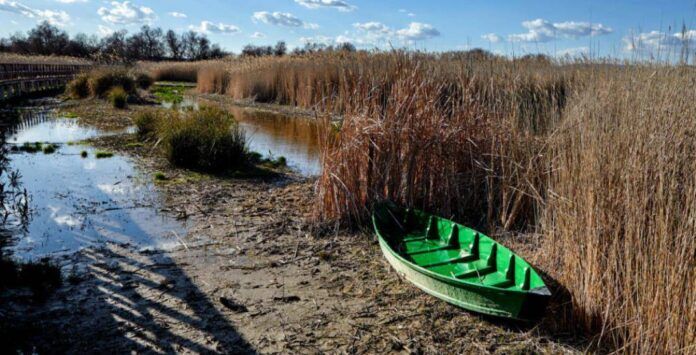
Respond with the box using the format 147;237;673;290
373;202;551;320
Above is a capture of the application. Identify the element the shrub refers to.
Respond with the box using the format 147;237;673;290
134;72;154;89
108;86;128;109
160;106;247;172
88;67;136;97
65;73;90;98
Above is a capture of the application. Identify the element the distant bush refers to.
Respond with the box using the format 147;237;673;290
87;67;135;97
65;73;90;98
108;86;128;109
163;106;246;172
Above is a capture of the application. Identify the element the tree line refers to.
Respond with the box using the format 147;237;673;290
0;21;226;62
1;22;362;62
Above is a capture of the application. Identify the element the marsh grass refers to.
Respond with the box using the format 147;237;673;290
162;106;247;172
203;51;696;353
135;106;248;172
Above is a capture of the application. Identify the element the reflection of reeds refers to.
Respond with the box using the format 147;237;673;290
198;51;696;353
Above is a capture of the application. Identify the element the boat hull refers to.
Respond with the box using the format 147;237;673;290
373;203;551;321
378;239;548;320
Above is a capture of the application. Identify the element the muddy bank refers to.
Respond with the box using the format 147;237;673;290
2;99;586;354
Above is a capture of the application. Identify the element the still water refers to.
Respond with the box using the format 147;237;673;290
228;106;321;176
166;97;321;176
3;109;188;260
1;98;321;259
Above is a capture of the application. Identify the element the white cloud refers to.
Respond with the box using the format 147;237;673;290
168;11;186;18
251;31;265;39
623;29;696;53
98;25;114;36
508;18;612;42
97;1;155;25
190;21;240;35
398;9;415;17
253;11;317;29
0;0;71;26
56;0;87;3
396;22;440;41
481;33;502;43
353;21;390;34
295;0;355;12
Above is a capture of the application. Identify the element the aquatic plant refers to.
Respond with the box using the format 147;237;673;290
20;142;42;153
42;144;57;154
95;151;113;159
108;86;128;109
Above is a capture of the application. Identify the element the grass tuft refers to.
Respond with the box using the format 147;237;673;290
108;86;128;109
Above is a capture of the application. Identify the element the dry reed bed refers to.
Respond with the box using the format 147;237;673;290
0;53;92;65
197;52;694;353
139;60;227;83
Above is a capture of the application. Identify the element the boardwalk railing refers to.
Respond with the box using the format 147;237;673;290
0;63;92;101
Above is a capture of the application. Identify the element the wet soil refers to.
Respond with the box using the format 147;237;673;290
1;99;587;354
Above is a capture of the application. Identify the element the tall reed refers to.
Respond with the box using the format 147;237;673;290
543;66;696;353
199;51;695;352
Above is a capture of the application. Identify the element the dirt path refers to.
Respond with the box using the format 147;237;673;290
2;101;586;354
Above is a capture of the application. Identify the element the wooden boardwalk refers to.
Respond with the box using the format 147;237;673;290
0;63;91;101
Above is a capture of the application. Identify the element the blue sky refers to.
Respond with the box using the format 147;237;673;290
2;0;696;57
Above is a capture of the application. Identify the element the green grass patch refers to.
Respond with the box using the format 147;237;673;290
151;84;185;104
95;151;114;159
62;112;79;119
